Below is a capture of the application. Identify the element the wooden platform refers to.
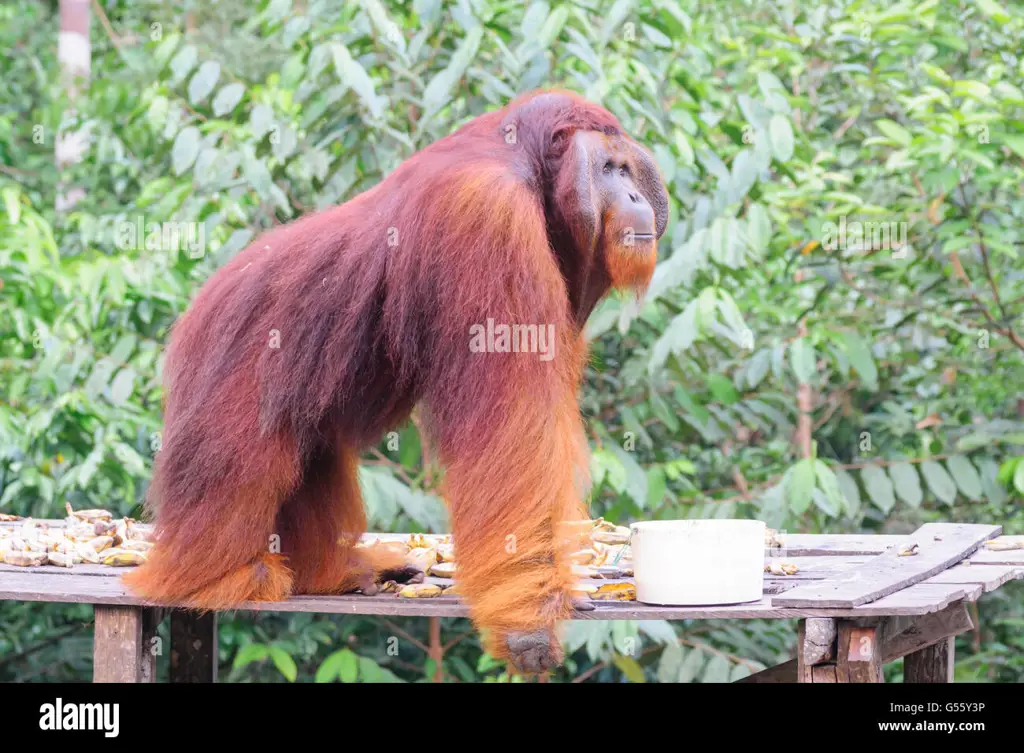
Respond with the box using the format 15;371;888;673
1;521;1020;683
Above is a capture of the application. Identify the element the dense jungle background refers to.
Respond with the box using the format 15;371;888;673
1;0;1022;683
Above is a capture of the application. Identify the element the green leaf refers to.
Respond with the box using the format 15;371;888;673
1014;461;1024;495
649;299;699;372
875;118;912;147
730;664;753;681
888;462;922;508
84;358;117;400
862;465;895;513
171;126;201;175
788;459;816;514
269;646;297;682
315;650;347;683
600;0;637;47
1004;135;1024;161
637;620;677;645
840;333;878;391
814;461;846;512
702;654;731;683
978;458;1007;507
188;60;221;104
812;488;840;517
112;443;146;476
338;648;359;683
788;340;816;384
608;442;649;509
921;460;958;504
834;468;861;515
109;334;137;365
744;202;772;255
973;0;1011;23
332;43;384;118
613;654;647;683
956;432;993;452
952;80;992;101
645;466;667;508
678;647;704;682
997;458;1018;486
422;28;484;117
706;373;740;404
168;43;197;85
2;186;20;224
946;456;983;501
212;83;246;116
746;349;772;389
657;642;683;683
769;115;794;161
232;643;269;670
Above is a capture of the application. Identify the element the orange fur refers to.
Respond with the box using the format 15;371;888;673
124;89;666;669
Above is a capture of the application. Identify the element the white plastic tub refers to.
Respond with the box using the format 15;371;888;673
630;519;765;605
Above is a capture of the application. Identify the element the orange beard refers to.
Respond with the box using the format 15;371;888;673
603;217;658;296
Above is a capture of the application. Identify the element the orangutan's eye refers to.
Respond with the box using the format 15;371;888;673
603;161;614;174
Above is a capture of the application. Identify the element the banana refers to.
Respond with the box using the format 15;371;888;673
46;552;75;568
406;547;438;571
429;561;456;578
119;540;153;552
89;536;114;553
65;504;112;522
570;549;599;565
592;528;630;545
102;549;147;566
590;583;635;601
398;583;443;598
75;542;101;564
3;550;48;566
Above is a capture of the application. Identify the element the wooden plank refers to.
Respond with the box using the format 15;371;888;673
924;563;1021;592
772;534;904;556
967;548;1024;566
762;556;871;579
170;610;218;683
0;563;120;578
836;623;882;682
771;523;1001;608
735;659;797;683
0;571;969;619
855;582;982;612
904;637;954;683
93;605;145;682
880;603;973;663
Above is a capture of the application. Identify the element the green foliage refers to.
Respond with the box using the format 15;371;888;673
1;0;1021;683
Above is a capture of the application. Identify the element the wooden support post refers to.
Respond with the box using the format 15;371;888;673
94;605;159;682
878;603;972;664
797;618;838;683
735;659;797;683
904;637;955;683
836;622;883;682
141;608;164;682
170;610;218;683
